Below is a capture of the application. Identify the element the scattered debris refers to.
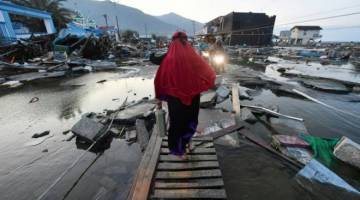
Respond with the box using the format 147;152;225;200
200;91;217;108
126;130;137;144
272;135;310;148
71;116;106;143
32;130;50;138
62;130;71;135
136;119;150;151
333;136;360;169
240;107;257;124
242;104;304;121
114;102;155;125
96;79;107;84
29;97;39;103
296;159;360;199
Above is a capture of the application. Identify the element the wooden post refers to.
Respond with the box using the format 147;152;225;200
136;119;150;152
155;109;166;138
232;83;241;124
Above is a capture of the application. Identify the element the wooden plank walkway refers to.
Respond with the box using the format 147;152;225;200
129;133;227;200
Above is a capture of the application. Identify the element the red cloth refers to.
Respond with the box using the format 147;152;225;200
154;32;216;105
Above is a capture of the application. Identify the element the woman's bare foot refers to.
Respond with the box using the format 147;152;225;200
186;142;194;153
179;154;188;160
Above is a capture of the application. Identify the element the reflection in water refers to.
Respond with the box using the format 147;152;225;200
75;135;113;154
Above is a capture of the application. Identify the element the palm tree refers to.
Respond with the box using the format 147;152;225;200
11;0;75;31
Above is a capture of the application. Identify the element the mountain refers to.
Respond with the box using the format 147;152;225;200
156;12;203;35
63;0;177;35
62;0;202;36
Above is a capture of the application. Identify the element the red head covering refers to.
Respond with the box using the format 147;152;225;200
154;32;216;105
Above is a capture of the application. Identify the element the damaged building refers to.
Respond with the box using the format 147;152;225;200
201;12;276;46
290;26;322;45
0;1;56;45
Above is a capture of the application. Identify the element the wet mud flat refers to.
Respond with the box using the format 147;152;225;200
0;65;156;200
0;57;360;200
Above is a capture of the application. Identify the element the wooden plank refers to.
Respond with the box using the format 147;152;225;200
136;119;149;151
163;136;213;142
160;148;216;154
162;141;214;148
158;161;219;170
131;133;162;200
128;128;159;200
156;169;222;179
154;178;224;189
239;128;303;169
152;189;226;199
155;109;166;137
159;155;218;162
232;83;241;124
202;123;244;139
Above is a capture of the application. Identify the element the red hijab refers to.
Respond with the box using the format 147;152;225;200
154;32;216;105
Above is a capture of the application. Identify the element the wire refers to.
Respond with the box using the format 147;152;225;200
210;11;360;35
36;97;128;200
279;3;360;23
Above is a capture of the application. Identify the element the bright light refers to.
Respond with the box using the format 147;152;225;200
202;51;209;57
214;54;224;64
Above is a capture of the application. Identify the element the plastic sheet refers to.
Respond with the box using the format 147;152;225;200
296;159;360;200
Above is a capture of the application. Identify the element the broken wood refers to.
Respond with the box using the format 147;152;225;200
232;83;241;124
155;109;166;137
152;189;226;199
136;119;149;151
238;128;304;169
129;127;162;200
241;104;304;121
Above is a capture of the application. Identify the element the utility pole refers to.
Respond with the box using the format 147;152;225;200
103;14;108;26
116;16;120;37
192;20;196;36
144;23;148;38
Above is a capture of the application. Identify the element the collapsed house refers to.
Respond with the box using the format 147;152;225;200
201;12;276;46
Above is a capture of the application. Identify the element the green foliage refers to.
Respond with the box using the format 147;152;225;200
11;0;75;31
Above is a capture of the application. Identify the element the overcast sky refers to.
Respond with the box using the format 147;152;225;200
112;0;360;41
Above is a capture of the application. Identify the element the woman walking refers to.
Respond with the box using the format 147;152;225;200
151;32;216;158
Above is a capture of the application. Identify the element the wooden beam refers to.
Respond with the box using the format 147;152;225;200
232;83;241;124
152;189;227;199
200;123;244;139
238;128;303;169
159;155;218;162
160;148;216;155
157;161;219;170
155;109;167;137
136;119;149;152
163;136;213;142
129;126;162;200
154;178;224;189
156;169;222;179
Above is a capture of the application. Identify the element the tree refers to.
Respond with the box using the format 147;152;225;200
11;0;75;31
121;29;139;44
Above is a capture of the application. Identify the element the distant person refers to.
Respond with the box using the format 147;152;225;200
150;32;216;158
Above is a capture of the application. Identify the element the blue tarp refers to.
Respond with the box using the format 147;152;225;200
297;49;322;58
56;23;103;40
